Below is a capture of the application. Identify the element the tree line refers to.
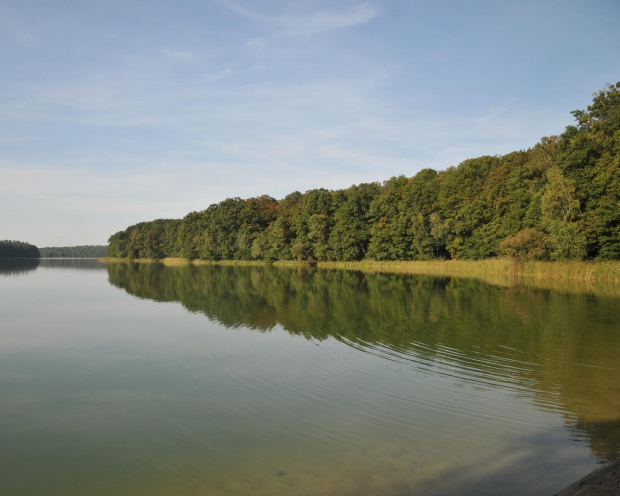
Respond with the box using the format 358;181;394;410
0;240;41;258
108;82;620;262
39;245;108;258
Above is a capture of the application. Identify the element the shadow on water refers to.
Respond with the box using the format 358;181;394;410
107;263;620;464
0;258;40;275
0;258;107;275
401;427;599;496
39;258;107;271
572;419;620;462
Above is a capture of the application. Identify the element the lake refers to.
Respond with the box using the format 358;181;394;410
1;259;619;495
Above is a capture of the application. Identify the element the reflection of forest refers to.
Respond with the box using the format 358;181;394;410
0;258;40;275
107;263;620;462
38;259;106;270
0;259;106;274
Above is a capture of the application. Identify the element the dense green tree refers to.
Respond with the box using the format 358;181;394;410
197;198;244;260
39;245;108;258
541;167;586;260
236;195;278;260
260;192;303;262
0;240;41;258
500;228;548;262
106;82;620;263
108;219;179;260
554;82;620;259
328;182;381;261
291;189;335;261
400;169;441;259
367;176;410;260
175;212;204;260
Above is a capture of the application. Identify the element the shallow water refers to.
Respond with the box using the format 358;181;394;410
0;260;619;495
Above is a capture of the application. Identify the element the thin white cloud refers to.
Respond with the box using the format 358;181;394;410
245;37;266;49
3;65;385;130
199;67;234;82
0;157;380;246
162;48;196;62
0;6;34;45
216;136;306;161
222;1;379;36
317;144;419;171
0;135;35;143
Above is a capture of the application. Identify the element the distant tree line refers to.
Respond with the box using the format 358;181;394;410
0;240;41;258
39;245;108;258
108;82;620;262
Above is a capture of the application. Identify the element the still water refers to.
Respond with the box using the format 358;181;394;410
0;259;619;495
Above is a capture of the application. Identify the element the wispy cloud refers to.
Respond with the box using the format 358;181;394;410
222;1;379;36
0;156;377;246
0;6;34;45
162;48;196;62
317;144;419;172
0;135;35;143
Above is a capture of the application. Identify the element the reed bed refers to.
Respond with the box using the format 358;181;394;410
317;259;620;282
522;260;620;283
317;259;620;297
99;257;620;296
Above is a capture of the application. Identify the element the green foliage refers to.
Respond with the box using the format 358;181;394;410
437;156;501;259
540;167;586;260
39;245;108;258
328;183;381;261
0;240;41;258
500;228;548;262
554;84;620;258
367;176;410;260
108;219;180;260
106;82;620;263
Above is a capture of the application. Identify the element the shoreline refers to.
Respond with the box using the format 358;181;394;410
555;459;620;495
98;257;620;297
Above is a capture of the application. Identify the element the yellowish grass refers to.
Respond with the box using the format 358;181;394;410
98;257;160;264
318;259;512;277
99;257;620;296
190;259;268;266
522;260;620;282
99;257;267;266
318;258;620;281
317;259;620;297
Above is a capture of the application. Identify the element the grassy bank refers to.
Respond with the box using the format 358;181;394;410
99;257;268;267
317;259;620;297
317;259;620;282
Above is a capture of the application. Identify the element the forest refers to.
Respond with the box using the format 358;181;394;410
0;240;41;258
39;245;108;258
107;82;620;263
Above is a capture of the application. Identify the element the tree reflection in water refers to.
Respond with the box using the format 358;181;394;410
108;263;620;463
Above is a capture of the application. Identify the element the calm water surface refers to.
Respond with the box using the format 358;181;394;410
0;260;619;495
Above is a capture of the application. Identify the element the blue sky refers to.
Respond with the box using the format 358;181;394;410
1;0;619;246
